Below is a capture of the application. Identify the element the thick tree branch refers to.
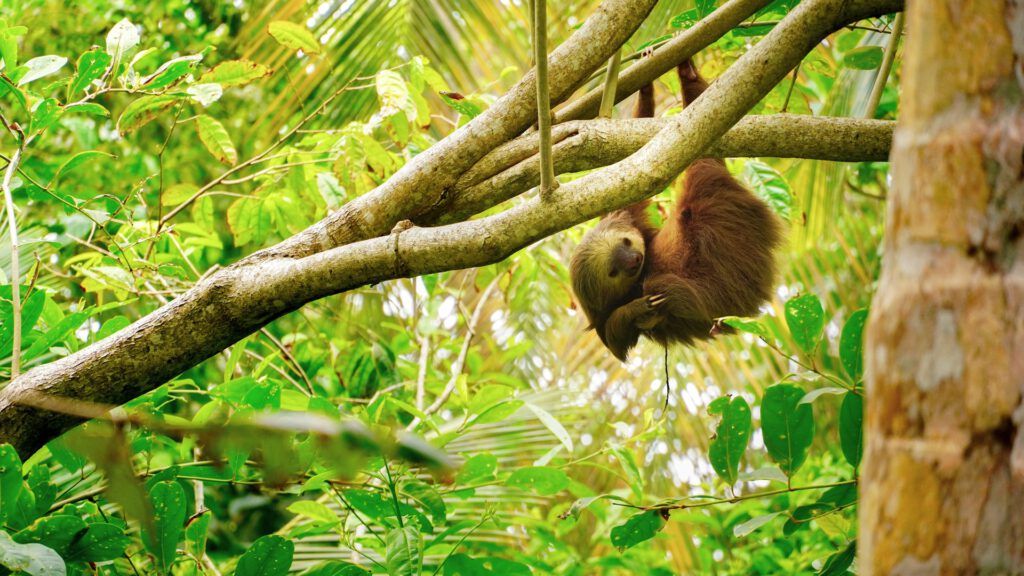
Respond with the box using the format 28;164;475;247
0;0;903;458
431;115;894;223
263;0;657;258
555;0;773;123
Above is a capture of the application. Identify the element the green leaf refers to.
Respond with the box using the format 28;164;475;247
298;561;370;576
96;315;131;340
506;466;569;495
742;159;792;220
195;115;238;165
798;386;848;405
707;395;751;485
840;308;868;382
184;510;211;559
561;494;629;521
0;530;65;576
227;196;274;247
30;98;62;135
400;480;446;524
18;55;67;86
286;500;338;524
13;515;87;555
733;511;783;537
64;102;109;117
610;510;665;550
53;151;116;187
819;540;856;575
116;94;181;134
376;70;414;121
839;392;864;468
720;316;770;339
785;293;825;354
761;384;815;476
106;19;139;59
198;59;271;87
439;93;483;119
525;402;574;452
455;453;497;483
25;466;54;518
144;480;186;574
70;49;111;94
844;46;884;69
236;535;294;576
0;445;23;527
385;526;422;576
162;183;199;207
267;21;320;55
142;54;202;90
65;523;131;562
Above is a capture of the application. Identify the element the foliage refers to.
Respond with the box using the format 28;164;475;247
0;1;896;574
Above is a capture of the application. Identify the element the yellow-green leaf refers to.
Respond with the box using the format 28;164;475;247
194;115;237;165
116;94;180;134
198;59;271;87
267;21;320;55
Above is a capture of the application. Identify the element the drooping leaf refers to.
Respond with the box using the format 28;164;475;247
525;402;574;452
707;395;751;485
761;384;815;476
142;54;203;90
194;115;238;164
610;510;665;550
840;308;869;382
798;387;848;405
733;511;783;537
785;293;825;354
839;392;864;468
144;480;186;574
720;316;771;340
12;515;87;556
267;21;320;55
64;523;131;562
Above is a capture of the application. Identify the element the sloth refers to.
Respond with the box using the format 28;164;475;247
570;60;783;361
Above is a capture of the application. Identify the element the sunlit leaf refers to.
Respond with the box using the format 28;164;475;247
106;19;140;59
0;530;65;576
505;466;569;495
18;55;67;86
199;59;271;87
70;49;111;94
116;94;181;134
267;21;320;55
785;293;825;354
195;115;238;165
610;510;665;550
707;395;751;485
840;308;868;382
385;526;421;576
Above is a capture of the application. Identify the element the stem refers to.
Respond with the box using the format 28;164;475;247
2;147;24;378
865;12;904;119
533;0;557;195
383;458;404;529
598;50;623;118
621;479;858;512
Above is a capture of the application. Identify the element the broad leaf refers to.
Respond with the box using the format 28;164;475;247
505;467;569;495
761;384;815;476
839;392;864;468
267;21;320;55
785;293;825;354
236;535;294;576
610;510;665;550
195;114;237;164
840;308;868;382
144;480;186;574
707;395;751;485
385;526;422;576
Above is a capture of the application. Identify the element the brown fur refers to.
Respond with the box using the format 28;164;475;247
570;60;784;361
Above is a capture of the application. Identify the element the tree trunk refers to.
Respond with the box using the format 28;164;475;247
861;2;1024;574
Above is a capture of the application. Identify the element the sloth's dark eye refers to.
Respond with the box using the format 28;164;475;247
622;238;632;247
609;269;619;278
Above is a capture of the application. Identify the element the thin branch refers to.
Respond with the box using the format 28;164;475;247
865;11;904;119
2;146;24;377
617;479;857;512
407;274;502;431
534;0;557;195
598;50;623;118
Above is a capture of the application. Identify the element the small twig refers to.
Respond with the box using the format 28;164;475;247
598;50;623;118
757;336;858;393
865;12;904;119
2;146;24;377
259;328;314;395
415;335;430;411
407;274;501;430
780;62;801;113
620;479;857;512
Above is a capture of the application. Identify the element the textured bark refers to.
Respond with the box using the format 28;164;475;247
0;0;904;459
434;115;894;223
861;1;1024;574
